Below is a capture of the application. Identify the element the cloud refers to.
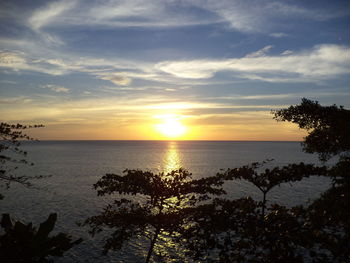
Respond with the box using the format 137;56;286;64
22;0;348;36
2;43;350;86
41;84;69;93
281;50;293;55
0;47;153;83
0;51;26;69
0;92;285;124
2;0;348;52
28;0;78;31
246;45;273;58
269;32;288;38
98;73;132;86
188;0;349;33
26;0;219;31
156;44;350;82
0;50;68;75
266;1;350;21
27;0;78;45
206;91;350;102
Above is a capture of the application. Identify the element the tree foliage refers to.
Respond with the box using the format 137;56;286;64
0;122;45;199
181;198;311;263
273;98;350;161
180;163;328;262
0;213;82;263
220;161;327;216
273;99;350;261
84;168;227;262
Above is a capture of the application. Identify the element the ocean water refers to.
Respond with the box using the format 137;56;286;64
0;141;332;262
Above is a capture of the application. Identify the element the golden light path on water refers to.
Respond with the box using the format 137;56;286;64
152;141;190;261
163;141;181;173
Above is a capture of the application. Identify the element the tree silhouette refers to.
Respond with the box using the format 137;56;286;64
273;98;350;161
274;98;350;261
220;161;326;216
0;122;82;262
84;168;227;263
0;122;45;199
0;213;82;263
179;162;327;262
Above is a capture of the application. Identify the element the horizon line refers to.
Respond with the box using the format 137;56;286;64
31;139;303;142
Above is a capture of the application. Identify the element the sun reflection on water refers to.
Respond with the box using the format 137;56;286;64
155;142;191;261
163;141;181;173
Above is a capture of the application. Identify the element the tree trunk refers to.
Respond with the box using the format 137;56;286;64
145;228;161;263
262;191;267;217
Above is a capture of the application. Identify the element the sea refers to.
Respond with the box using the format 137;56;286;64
0;141;332;262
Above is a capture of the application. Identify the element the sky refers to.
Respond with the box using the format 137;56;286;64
0;0;350;140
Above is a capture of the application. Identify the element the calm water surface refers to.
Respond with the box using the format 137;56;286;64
0;141;331;262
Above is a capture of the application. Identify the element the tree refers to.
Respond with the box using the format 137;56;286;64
273;98;350;161
0;122;82;262
220;161;326;216
84;168;227;263
274;98;350;261
0;213;82;263
179;162;327;262
0;122;44;199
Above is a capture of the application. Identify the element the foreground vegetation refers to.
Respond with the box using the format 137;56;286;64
1;98;349;262
0;123;81;262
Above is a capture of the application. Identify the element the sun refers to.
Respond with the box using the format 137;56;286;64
155;117;187;138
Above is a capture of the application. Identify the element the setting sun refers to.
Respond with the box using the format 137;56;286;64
155;117;187;138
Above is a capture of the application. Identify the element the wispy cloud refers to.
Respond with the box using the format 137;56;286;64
97;72;132;86
41;84;69;93
246;45;273;58
20;0;348;36
26;0;219;31
0;51;67;75
0;92;286;126
27;0;78;44
0;51;26;69
156;44;350;81
281;50;293;56
266;1;350;21
0;47;153;84
2;43;350;85
28;0;78;31
189;0;350;33
269;32;287;38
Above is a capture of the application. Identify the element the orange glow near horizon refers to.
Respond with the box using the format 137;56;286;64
17;107;307;141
